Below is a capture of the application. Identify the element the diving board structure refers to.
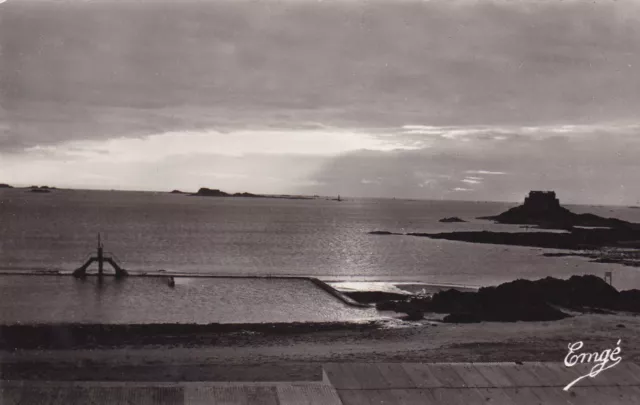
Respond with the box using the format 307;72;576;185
72;234;128;278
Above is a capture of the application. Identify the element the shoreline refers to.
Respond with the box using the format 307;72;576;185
0;321;379;350
3;313;640;382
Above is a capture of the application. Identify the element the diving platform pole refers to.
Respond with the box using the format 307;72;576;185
97;233;104;276
72;233;129;279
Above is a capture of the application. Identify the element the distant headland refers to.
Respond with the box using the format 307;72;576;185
28;185;56;193
189;187;315;200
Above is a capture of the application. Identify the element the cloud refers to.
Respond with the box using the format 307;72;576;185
3;0;640;152
294;126;640;204
466;170;506;175
361;178;382;185
399;123;640;143
18;127;413;164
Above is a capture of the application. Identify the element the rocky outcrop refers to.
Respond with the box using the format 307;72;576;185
29;186;52;193
191;188;313;200
28;186;56;193
439;217;467;223
370;190;640;250
479;191;637;230
193;188;231;197
232;192;261;198
617;290;640;312
170;190;185;194
192;188;259;197
368;231;402;235
409;228;640;250
443;313;481;323
378;275;640;323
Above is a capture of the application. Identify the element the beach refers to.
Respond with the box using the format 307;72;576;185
3;313;640;382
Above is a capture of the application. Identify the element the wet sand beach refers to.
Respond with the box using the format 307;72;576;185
3;313;640;382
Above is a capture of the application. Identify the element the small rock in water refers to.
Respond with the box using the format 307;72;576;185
439;217;467;223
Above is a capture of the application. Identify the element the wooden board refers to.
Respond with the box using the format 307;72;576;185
472;364;517;387
346;364;392;390
337;390;373;405
387;389;439;405
324;364;363;390
373;363;415;389
474;387;517;404
276;385;343;405
498;364;545;387
424;364;468;388
400;364;443;388
449;363;492;388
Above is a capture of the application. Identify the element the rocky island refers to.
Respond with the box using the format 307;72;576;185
191;187;314;200
0;183;13;188
28;186;54;193
369;191;640;266
479;191;636;230
439;217;466;223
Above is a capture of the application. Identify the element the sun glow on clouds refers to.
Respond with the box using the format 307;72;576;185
6;128;419;191
401;123;640;141
26;129;415;163
466;170;506;175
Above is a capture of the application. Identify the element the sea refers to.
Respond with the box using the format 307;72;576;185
1;188;639;324
2;188;640;286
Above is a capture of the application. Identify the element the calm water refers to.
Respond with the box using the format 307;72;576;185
0;275;376;324
1;188;640;290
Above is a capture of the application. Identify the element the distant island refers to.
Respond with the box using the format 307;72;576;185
0;183;13;188
439;217;466;223
28;186;55;193
190;187;315;200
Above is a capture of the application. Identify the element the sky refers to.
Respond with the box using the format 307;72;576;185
1;0;640;204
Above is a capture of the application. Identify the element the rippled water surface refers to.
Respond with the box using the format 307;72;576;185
1;188;640;290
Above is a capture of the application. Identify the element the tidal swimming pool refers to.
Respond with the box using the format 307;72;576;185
0;275;378;324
